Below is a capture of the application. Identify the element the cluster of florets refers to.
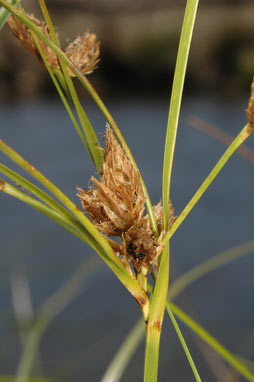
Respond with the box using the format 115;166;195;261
77;128;175;274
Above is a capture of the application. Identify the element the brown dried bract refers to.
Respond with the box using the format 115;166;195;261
77;128;175;274
78;128;145;236
8;14;58;70
247;79;254;134
8;12;100;76
65;32;100;76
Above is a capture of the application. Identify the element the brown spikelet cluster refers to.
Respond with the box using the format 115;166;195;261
65;32;100;76
247;80;254;134
8;13;100;76
8;14;58;70
77;128;175;274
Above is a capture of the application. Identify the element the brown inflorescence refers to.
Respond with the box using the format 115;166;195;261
8;12;100;76
77;128;175;274
65;32;100;76
8;13;58;70
247;80;254;135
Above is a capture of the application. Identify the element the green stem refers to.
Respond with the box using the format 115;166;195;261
37;0;104;173
101;319;145;382
168;241;254;300
16;257;101;382
31;33;91;154
144;322;161;382
162;0;199;228
167;305;201;382
147;282;201;381
0;0;17;30
144;244;169;382
162;124;250;246
0;179;98;250
144;3;199;380
167;302;254;381
0;163;84;230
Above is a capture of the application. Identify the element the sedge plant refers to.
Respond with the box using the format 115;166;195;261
0;0;253;381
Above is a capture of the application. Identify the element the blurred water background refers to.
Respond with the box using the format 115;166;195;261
0;0;254;381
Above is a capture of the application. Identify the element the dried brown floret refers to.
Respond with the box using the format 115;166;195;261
8;13;58;70
8;12;100;76
77;128;175;274
65;32;100;76
78;128;145;236
121;202;175;273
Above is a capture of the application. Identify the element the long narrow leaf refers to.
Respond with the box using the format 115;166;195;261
0;139;116;260
144;244;169;382
38;0;104;174
166;305;201;382
167;302;254;381
168;241;254;300
0;179;99;249
16;257;100;382
101;319;145;382
0;163;84;231
162;0;199;228
0;0;17;30
162;124;250;246
144;3;199;381
30;31;91;155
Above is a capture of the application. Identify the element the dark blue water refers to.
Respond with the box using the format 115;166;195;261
0;96;253;381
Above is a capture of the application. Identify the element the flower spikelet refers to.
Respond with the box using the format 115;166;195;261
121;202;175;273
247;79;254;134
8;13;58;70
65;31;100;76
77;128;175;274
8;13;100;76
77;128;145;236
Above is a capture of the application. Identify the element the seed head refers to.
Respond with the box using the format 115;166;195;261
65;32;100;76
8;12;100;76
8;13;58;70
77;128;175;274
77;128;145;236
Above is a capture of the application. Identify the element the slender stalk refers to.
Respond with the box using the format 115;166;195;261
101;318;145;382
0;0;17;30
162;124;250;246
31;32;91;155
0;139;118;262
0;163;84;230
144;244;169;382
16;257;101;382
162;0;199;228
167;306;201;382
144;2;199;381
167;302;254;381
146;282;201;381
144;322;161;382
0;179;99;250
37;0;104;173
168;241;254;300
